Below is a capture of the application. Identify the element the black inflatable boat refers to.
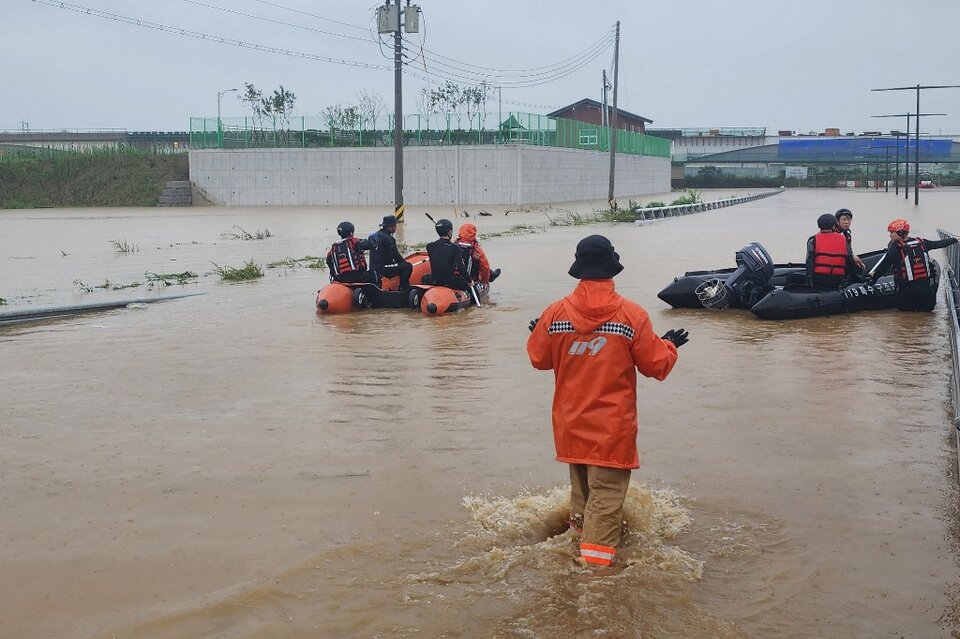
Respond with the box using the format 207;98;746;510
657;243;933;319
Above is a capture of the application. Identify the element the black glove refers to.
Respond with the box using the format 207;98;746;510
528;318;539;333
661;328;689;348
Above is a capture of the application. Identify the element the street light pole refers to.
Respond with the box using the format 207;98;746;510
217;88;237;149
871;112;945;199
871;84;960;205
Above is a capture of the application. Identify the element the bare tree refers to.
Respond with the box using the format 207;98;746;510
356;90;386;130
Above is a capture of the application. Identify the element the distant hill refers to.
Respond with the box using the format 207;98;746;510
0;147;188;208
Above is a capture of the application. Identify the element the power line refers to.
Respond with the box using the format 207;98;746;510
179;0;373;43
404;40;613;89
411;25;616;75
32;0;391;71
402;37;614;84
250;0;370;33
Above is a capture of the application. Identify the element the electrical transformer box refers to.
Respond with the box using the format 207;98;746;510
404;6;420;32
377;5;398;33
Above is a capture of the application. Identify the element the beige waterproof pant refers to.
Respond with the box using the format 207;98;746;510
569;464;631;549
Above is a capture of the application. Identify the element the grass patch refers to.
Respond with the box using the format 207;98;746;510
397;242;428;253
73;279;94;293
266;256;326;269
221;226;272;240
211;260;263;281
110;239;140;253
0;297;6;305
0;147;188;208
670;189;701;205
145;271;198;286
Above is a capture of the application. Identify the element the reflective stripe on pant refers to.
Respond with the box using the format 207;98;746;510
568;464;631;566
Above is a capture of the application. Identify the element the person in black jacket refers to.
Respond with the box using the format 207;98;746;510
426;218;472;290
368;215;412;290
835;208;865;272
868;218;958;311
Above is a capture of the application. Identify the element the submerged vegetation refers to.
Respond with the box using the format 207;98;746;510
211;260;264;281
221;226;272;240
669;189;701;205
110;239;140;253
145;271;198;286
266;256;326;269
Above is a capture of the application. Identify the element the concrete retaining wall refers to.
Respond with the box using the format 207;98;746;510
188;145;670;207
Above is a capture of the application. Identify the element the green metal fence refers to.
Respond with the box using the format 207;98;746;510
189;111;670;159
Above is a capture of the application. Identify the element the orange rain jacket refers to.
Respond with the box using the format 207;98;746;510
455;224;492;283
526;279;678;469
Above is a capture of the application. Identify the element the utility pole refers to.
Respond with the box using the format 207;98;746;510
606;21;620;209
872;83;959;205
378;1;419;223
601;70;610;130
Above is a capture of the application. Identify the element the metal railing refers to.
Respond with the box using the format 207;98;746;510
189;111;671;158
936;228;960;483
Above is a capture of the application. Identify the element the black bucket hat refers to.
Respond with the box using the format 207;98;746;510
380;215;398;227
568;235;624;279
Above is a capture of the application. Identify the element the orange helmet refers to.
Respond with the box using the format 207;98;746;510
887;219;910;233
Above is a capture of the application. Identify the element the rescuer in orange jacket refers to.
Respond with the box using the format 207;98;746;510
455;223;501;284
805;213;856;289
526;235;688;568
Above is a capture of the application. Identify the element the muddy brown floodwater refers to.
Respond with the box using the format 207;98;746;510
1;189;958;638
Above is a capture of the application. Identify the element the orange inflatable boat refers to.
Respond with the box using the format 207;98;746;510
316;251;431;314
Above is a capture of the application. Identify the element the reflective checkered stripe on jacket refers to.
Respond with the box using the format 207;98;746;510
580;542;616;566
548;321;635;339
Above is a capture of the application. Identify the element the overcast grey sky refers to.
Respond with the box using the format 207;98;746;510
5;0;960;134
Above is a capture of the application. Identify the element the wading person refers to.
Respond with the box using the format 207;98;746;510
835;208;865;272
526;235;688;568
369;215;412;290
325;221;377;284
806;213;856;289
868;219;958;311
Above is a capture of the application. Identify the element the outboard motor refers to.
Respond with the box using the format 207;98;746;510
696;242;774;310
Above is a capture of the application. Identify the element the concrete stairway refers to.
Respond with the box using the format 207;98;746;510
158;181;192;207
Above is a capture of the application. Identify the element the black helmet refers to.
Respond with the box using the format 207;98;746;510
835;208;853;221
817;213;838;230
336;221;355;238
435;218;453;236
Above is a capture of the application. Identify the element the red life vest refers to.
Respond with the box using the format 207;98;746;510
328;237;368;276
812;232;849;277
894;238;930;282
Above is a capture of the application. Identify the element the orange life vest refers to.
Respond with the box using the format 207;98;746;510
894;238;931;282
328;237;368;276
812;232;849;277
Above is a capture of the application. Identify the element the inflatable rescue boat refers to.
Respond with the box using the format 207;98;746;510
316;251;431;314
657;243;931;319
415;280;490;315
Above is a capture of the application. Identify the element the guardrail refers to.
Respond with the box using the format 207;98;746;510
936;228;960;483
632;187;784;223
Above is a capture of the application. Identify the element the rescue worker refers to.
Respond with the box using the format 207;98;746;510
325;221;377;284
455;223;501;284
867;219;957;311
426;218;472;290
805;213;856;289
835;208;865;272
526;235;687;569
368;215;412;290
